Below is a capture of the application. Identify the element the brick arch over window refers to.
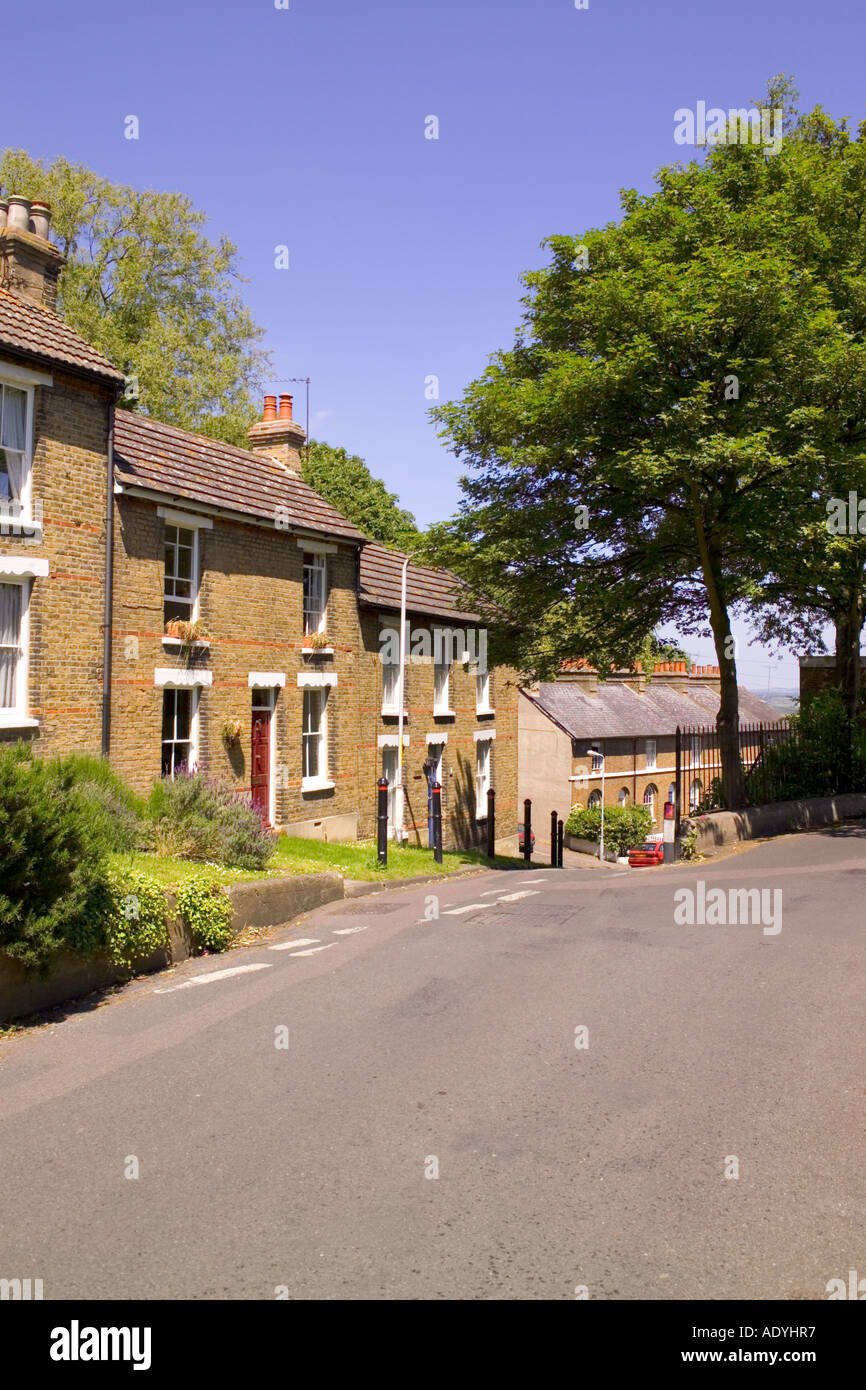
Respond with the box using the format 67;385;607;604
643;783;658;822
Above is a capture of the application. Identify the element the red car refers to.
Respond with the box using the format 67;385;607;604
627;840;665;868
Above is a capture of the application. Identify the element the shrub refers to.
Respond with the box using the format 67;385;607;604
145;772;276;870
72;867;170;969
746;691;866;803
0;744;107;972
176;873;233;952
48;752;144;855
565;803;652;856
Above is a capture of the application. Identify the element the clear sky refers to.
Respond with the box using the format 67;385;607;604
4;0;864;691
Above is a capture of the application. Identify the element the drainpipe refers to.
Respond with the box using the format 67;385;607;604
395;554;409;841
101;400;116;757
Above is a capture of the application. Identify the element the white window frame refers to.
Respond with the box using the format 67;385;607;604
588;789;602;809
618;787;630;806
382;658;401;715
302;685;332;791
0;376;39;539
475;666;493;714
590;748;604;772
381;745;400;833
645;738;657;770
433;658;451;715
643;783;657;822
0;576;37;728
427;740;445;787
163;523;199;624
302;551;328;637
161;686;199;778
475;737;492;819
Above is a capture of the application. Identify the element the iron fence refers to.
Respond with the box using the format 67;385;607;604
674;720;793;833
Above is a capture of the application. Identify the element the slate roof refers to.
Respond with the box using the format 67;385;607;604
114;411;366;544
0;286;125;385
358;541;480;624
524;678;784;739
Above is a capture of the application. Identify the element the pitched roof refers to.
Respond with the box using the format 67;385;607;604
0;286;125;385
523;678;783;740
114;410;366;544
358;541;480;624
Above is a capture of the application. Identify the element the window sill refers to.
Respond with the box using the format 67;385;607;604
162;636;211;650
301;646;334;657
381;709;409;719
0;715;39;729
433;709;456;719
475;707;496;717
301;777;335;794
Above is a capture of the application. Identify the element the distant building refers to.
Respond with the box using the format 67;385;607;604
519;660;782;846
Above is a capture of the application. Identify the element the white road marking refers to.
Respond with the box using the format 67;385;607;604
333;925;369;935
496;890;540;902
290;943;338;957
154;963;273;993
442;903;494;915
269;938;320;951
480;889;505;896
522;877;547;883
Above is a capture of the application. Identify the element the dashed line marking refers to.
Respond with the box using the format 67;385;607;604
154;963;273;993
333;925;369;935
442;903;495;916
496;890;540;902
289;943;338;957
269;938;320;951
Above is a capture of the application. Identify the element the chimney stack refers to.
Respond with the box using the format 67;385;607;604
0;197;66;310
248;392;306;477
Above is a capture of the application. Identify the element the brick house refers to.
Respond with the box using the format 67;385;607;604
0;197;517;850
520;661;781;845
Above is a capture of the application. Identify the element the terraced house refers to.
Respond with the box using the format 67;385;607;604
0;197;518;850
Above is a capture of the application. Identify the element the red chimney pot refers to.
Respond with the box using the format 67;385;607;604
278;393;293;421
263;395;277;422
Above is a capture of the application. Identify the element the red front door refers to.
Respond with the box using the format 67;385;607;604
251;699;271;821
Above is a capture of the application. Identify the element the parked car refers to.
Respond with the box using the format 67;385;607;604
518;822;535;854
627;840;665;868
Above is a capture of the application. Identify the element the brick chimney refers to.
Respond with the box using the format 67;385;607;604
651;659;690;692
248;392;306;477
688;663;722;696
0;197;65;310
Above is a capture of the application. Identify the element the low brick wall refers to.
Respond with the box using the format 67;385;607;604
565;833;619;863
681;793;866;858
0;872;346;1026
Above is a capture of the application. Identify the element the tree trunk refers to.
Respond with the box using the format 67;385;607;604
690;484;746;809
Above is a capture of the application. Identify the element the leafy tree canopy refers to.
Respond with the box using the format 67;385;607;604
0;149;269;447
421;77;866;805
302;440;420;549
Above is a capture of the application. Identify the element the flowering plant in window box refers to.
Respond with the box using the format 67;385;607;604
306;630;330;651
221;716;243;747
165;618;211;648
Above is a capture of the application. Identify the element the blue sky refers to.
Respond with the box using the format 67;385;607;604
4;0;864;691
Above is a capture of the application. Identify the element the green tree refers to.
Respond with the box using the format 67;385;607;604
0;149;269;446
424;80;864;808
302;440;420;549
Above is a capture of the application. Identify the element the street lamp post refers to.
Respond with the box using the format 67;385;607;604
588;748;605;861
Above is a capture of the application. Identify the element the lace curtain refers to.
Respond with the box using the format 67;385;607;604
0;583;21;709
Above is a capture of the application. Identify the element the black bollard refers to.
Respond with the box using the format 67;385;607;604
557;818;564;868
550;810;558;868
377;777;388;867
523;798;532;864
431;781;443;864
486;788;496;859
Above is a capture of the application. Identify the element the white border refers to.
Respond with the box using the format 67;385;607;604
154;668;213;687
249;671;286;688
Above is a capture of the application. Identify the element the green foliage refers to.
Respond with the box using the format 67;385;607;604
565;804;652;856
78;868;170;970
679;828;699;861
176;874;233;953
422;81;866;802
0;148;269;447
146;772;276;869
302;440;420;548
747;691;866;801
0;744;107;972
47;752;144;855
641;634;691;674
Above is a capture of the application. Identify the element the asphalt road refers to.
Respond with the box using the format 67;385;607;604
0;825;863;1300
